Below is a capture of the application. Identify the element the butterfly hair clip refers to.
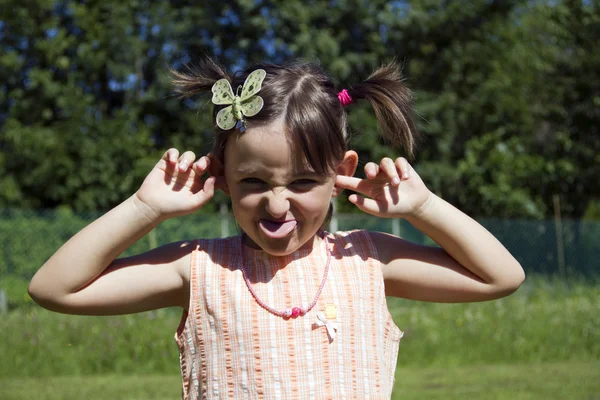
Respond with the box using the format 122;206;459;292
211;69;266;132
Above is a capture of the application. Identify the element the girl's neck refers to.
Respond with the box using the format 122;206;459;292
241;231;325;258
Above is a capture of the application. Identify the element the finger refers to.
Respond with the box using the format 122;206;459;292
191;155;210;176
395;157;411;180
380;157;400;186
162;148;179;164
348;194;385;216
364;162;379;179
335;175;373;195
194;156;228;192
178;150;197;172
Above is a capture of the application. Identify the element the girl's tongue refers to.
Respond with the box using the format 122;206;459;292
259;220;297;239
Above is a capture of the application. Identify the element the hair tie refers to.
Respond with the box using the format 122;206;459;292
337;89;353;107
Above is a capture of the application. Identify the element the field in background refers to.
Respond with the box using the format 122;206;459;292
1;361;599;399
1;276;599;398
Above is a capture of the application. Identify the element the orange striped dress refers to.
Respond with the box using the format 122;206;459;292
175;230;403;399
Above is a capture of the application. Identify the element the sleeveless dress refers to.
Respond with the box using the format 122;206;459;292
175;230;403;399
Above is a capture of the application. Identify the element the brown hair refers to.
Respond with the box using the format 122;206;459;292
170;58;418;174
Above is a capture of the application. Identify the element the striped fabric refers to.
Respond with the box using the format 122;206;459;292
175;230;403;399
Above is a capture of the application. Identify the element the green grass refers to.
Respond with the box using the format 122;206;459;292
394;361;600;399
1;362;599;399
1;276;599;399
389;274;600;367
3;276;598;377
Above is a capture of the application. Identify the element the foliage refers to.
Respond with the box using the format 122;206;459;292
0;0;598;219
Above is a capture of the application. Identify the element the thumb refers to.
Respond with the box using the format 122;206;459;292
195;176;216;207
348;194;387;217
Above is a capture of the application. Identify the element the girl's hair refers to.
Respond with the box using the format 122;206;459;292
170;58;418;174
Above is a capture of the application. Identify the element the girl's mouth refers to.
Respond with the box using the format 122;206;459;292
258;219;297;239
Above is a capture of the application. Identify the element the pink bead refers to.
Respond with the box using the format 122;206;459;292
291;307;301;318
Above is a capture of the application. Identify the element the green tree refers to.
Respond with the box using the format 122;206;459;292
0;0;597;220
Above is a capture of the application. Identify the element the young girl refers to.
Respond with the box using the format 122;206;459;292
29;58;525;399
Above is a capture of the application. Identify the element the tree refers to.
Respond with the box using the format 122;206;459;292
0;0;597;220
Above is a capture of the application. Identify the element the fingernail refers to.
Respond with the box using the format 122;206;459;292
199;158;206;169
392;177;400;185
179;162;188;171
403;172;409;179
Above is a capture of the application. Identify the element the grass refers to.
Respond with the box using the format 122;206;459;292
1;362;599;399
3;275;598;377
1;276;599;398
392;361;600;400
389;275;600;367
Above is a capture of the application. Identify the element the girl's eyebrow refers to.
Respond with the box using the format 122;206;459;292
235;167;319;177
294;170;320;177
234;167;256;175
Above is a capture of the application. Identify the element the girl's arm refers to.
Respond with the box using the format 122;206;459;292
28;149;215;315
372;194;525;302
336;156;525;302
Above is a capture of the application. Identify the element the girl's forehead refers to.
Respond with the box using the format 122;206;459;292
225;122;315;174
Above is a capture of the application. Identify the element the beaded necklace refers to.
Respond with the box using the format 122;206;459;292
239;231;331;319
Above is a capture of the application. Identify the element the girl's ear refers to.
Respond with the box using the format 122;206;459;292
332;150;358;197
208;153;230;196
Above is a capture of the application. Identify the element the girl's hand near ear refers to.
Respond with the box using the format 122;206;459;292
134;148;217;221
335;157;432;218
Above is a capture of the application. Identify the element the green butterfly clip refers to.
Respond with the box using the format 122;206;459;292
211;69;267;131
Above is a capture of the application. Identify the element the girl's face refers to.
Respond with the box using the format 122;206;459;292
223;120;356;255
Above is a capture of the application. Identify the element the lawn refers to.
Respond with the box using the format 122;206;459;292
392;361;600;399
2;276;599;398
1;362;599;399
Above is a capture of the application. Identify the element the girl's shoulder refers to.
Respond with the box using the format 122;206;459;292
176;236;241;295
327;229;370;241
192;235;240;253
185;236;243;268
326;229;378;257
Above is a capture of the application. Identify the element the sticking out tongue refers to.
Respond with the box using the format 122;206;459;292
259;220;297;239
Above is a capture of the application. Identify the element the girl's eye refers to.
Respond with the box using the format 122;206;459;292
293;179;317;185
289;179;319;191
241;178;265;185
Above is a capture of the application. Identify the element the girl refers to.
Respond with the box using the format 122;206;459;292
29;58;525;399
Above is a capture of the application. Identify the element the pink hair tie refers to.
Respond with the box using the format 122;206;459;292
337;89;353;107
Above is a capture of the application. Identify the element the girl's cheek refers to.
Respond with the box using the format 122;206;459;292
297;191;330;213
237;192;263;210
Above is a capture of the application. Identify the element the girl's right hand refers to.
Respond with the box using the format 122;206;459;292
134;148;217;221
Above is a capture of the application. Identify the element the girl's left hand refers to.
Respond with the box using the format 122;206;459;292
335;157;432;219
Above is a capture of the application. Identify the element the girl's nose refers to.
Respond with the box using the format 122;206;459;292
265;192;290;217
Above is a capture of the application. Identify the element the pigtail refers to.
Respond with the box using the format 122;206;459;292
169;58;231;99
349;61;418;159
